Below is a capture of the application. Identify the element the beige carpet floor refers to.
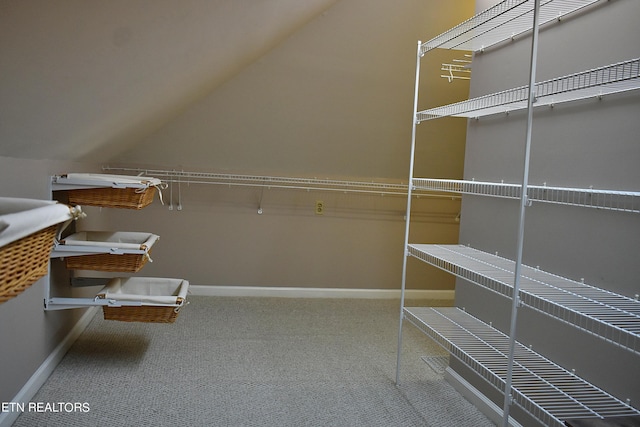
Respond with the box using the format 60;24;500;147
13;296;494;427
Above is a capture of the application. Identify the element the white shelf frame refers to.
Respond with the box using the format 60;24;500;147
404;307;640;427
43;297;145;311
407;244;640;355
399;1;545;423
413;178;640;213
396;0;638;425
417;58;640;121
421;0;603;55
47;177;160;311
51;174;158;191
49;243;152;259
45;241;155;310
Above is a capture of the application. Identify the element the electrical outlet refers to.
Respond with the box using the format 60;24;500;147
315;200;324;215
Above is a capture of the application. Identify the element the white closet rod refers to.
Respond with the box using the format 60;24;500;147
101;167;460;199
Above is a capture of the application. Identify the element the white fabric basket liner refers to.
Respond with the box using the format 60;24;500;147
64;173;162;188
0;197;79;247
61;231;159;250
98;277;189;306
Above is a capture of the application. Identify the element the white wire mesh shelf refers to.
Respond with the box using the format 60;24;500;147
416;58;640;121
420;0;602;55
101;167;446;198
412;179;640;213
407;244;640;354
403;307;640;427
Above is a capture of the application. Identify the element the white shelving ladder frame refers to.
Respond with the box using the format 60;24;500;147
394;1;640;426
395;1;545;424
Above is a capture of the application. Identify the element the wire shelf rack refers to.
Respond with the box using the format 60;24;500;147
412;179;640;213
420;0;602;55
404;307;640;427
101;166;453;198
416;58;640;121
407;244;640;354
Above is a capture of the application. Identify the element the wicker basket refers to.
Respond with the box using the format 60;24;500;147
0;225;58;303
64;250;151;272
97;277;189;323
60;231;158;272
67;186;156;210
103;302;184;323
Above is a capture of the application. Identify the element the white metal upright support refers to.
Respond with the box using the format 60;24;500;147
502;0;541;425
396;40;422;386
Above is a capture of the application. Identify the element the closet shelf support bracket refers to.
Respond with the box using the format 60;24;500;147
44;297;143;311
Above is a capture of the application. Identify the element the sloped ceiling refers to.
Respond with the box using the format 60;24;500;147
0;0;473;179
0;0;338;160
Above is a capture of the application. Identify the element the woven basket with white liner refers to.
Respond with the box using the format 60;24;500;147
60;173;165;209
97;277;189;323
0;197;83;303
60;231;159;272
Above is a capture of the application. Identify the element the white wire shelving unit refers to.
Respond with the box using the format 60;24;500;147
396;0;639;426
101;166;454;199
403;307;640;427
420;0;604;55
417;58;640;121
407;244;640;355
413;178;640;213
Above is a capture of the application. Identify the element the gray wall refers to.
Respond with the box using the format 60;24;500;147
93;183;462;290
453;0;640;420
92;0;474;292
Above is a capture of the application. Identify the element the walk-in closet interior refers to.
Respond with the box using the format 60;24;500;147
1;1;638;426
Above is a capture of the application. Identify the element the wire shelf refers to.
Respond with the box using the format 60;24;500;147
416;58;640;121
101;167;451;198
404;307;640;427
420;0;602;54
412;179;640;213
407;244;640;354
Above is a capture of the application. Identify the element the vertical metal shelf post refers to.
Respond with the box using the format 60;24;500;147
502;0;541;425
396;40;423;386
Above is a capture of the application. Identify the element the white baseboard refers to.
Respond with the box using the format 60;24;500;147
0;307;99;427
445;367;524;427
190;285;454;300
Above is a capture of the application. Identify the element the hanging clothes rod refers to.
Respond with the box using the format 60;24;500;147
101;166;460;199
441;54;472;83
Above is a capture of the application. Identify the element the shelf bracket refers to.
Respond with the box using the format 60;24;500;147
44;297;143;311
50;243;149;259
